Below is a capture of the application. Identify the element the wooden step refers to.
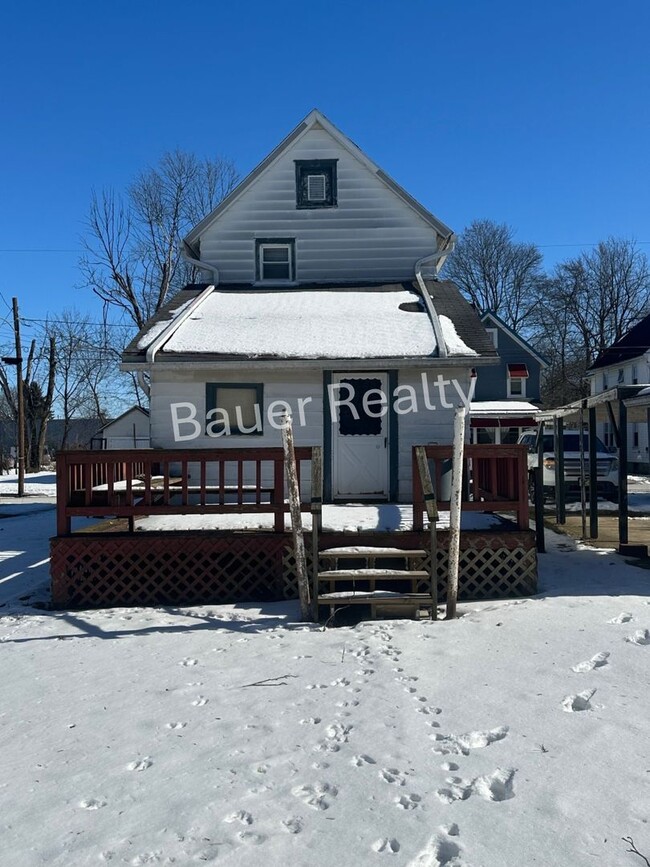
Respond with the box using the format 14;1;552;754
318;591;432;604
319;546;427;559
317;569;429;581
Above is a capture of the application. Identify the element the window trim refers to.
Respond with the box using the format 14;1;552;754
205;382;264;436
485;327;498;348
255;238;296;284
295;159;338;209
507;375;526;398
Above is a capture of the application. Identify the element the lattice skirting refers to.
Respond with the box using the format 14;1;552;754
51;530;537;609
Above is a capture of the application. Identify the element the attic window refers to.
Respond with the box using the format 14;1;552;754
256;239;295;283
295;160;337;208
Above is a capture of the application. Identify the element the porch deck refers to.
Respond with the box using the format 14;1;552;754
50;444;536;610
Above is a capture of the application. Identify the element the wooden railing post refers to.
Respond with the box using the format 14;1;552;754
281;416;311;621
412;449;425;531
311;446;323;621
415;446;438;620
56;453;70;535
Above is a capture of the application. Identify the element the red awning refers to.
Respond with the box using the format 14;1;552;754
470;417;537;428
507;363;529;377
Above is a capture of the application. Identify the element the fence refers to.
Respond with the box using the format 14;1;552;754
412;444;529;531
56;447;315;535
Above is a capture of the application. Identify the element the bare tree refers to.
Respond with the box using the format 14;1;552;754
50;311;116;446
443;219;544;332
0;335;56;471
531;238;650;405
80;150;238;329
551;238;650;368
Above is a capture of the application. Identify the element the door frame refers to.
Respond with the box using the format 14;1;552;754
323;370;399;502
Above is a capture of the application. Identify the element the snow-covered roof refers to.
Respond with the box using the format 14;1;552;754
123;280;498;366
162;289;438;359
470;400;540;418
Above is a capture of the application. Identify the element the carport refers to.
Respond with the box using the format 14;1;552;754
533;385;650;554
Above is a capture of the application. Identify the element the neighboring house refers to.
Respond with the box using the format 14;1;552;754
121;109;499;502
469;310;548;445
587;313;650;470
0;418;103;463
90;406;150;450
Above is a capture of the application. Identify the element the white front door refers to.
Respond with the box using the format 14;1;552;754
331;372;390;500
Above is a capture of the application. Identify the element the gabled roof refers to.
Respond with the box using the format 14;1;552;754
588;312;650;371
480;310;549;367
122;280;499;367
93;405;149;435
184;109;453;249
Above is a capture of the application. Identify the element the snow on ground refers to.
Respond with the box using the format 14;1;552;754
1;513;650;864
0;470;57;499
136;505;506;534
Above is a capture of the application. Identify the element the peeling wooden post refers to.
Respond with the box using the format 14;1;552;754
446;406;467;620
281;414;311;621
415;446;438;620
310;446;323;621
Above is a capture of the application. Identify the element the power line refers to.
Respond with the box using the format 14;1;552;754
0;248;82;253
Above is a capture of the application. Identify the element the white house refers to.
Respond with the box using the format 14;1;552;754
90;406;150;450
587;313;650;470
122;110;498;502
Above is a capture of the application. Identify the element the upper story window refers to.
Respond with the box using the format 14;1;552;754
295;159;338;209
602;372;608;390
485;328;498;348
256;239;295;283
507;363;528;398
632;365;638;384
617;368;625;384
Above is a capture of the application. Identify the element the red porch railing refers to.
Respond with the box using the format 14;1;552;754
56;447;315;535
412;444;529;531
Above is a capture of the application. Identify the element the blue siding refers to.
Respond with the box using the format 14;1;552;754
474;317;543;402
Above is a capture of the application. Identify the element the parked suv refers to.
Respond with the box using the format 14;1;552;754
518;429;619;502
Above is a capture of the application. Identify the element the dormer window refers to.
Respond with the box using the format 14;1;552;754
256;238;295;283
295;159;337;208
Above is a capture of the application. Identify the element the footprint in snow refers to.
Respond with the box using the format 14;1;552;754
179;657;198;666
396;793;422;810
409;833;465;866
192;696;208;706
373;837;401;854
237;831;265;845
79;798;106;810
626;629;650;646
127;757;152;772
380;768;408;786
352;754;376;766
436;768;515;804
417;706;442;716
282;817;303;834
609;612;633;624
165;722;187;730
562;689;596;712
292;781;338;810
224;810;253;825
431;726;509;756
299;717;322;725
572;651;610;672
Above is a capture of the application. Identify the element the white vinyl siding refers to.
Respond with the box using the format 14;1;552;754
149;365;467;503
199;127;439;284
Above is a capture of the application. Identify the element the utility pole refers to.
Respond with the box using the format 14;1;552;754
12;298;25;497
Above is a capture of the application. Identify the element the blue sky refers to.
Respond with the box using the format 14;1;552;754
1;0;650;345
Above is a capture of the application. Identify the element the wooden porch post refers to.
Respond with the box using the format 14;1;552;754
588;406;598;539
281;415;311;621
